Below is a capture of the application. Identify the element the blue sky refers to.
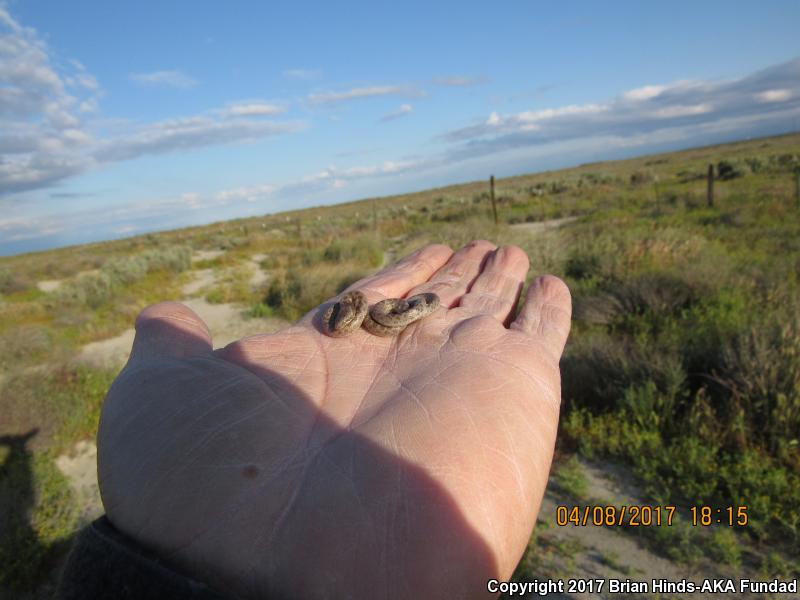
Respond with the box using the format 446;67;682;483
2;0;799;256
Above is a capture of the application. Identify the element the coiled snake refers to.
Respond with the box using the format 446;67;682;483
321;290;440;337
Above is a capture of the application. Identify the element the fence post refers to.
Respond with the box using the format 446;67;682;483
653;174;660;212
796;169;800;209
706;164;714;207
490;175;498;225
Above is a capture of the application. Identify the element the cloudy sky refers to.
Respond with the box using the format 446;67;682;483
2;1;799;256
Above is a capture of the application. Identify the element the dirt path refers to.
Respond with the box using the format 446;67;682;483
192;249;225;262
248;253;268;288
36;268;102;293
513;457;759;599
510;215;578;233
181;268;215;296
534;461;703;596
54;441;103;527
36;279;62;292
77;298;286;369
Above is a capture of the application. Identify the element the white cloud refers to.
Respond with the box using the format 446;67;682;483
213;158;422;202
0;215;64;241
623;85;666;101
757;89;792;103
220;102;286;117
517;104;606;123
0;7;100;193
0;6;303;195
79;98;98;113
432;75;487;87
308;85;422;105
283;68;321;80
94;116;304;163
442;59;800;158
180;192;201;209
129;70;197;88
381;103;413;122
651;103;712;118
65;61;100;92
216;184;276;204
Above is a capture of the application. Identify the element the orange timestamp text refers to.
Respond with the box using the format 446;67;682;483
556;505;676;527
556;505;749;527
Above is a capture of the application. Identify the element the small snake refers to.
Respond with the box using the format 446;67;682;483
321;290;369;337
321;290;440;337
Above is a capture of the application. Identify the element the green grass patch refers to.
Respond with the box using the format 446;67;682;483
551;455;589;499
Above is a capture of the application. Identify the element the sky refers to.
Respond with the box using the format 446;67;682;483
1;1;799;256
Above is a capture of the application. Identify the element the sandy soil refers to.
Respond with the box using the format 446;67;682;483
249;253;268;288
181;268;215;296
192;249;224;262
77;329;136;369
532;459;719;598
510;215;579;233
36;268;102;293
77;285;287;369
36;280;62;292
54;440;103;526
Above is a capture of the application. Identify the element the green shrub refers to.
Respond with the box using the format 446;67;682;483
52;245;190;309
641;515;704;565
552;456;589;498
717;160;744;180
247;302;274;318
565;251;601;280
320;237;383;267
712;318;800;455
575;272;696;326
0;268;32;295
0;325;52;368
677;169;705;183
708;528;742;567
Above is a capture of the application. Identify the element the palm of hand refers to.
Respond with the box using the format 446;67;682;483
98;241;571;599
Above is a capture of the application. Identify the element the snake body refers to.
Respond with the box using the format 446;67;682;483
321;291;440;337
321;290;369;337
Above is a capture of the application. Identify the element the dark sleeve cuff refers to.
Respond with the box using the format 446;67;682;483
57;516;235;600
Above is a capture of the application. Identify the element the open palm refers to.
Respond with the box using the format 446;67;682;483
98;240;572;599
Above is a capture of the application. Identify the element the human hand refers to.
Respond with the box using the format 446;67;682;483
98;240;571;599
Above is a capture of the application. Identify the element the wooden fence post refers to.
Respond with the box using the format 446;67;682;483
706;164;714;207
653;174;660;212
490;175;498;225
796;169;800;209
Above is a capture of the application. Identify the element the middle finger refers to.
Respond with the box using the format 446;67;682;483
406;240;497;307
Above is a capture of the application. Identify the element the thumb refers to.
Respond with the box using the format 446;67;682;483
128;301;213;363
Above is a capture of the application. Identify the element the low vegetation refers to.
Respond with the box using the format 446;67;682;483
2;133;799;593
